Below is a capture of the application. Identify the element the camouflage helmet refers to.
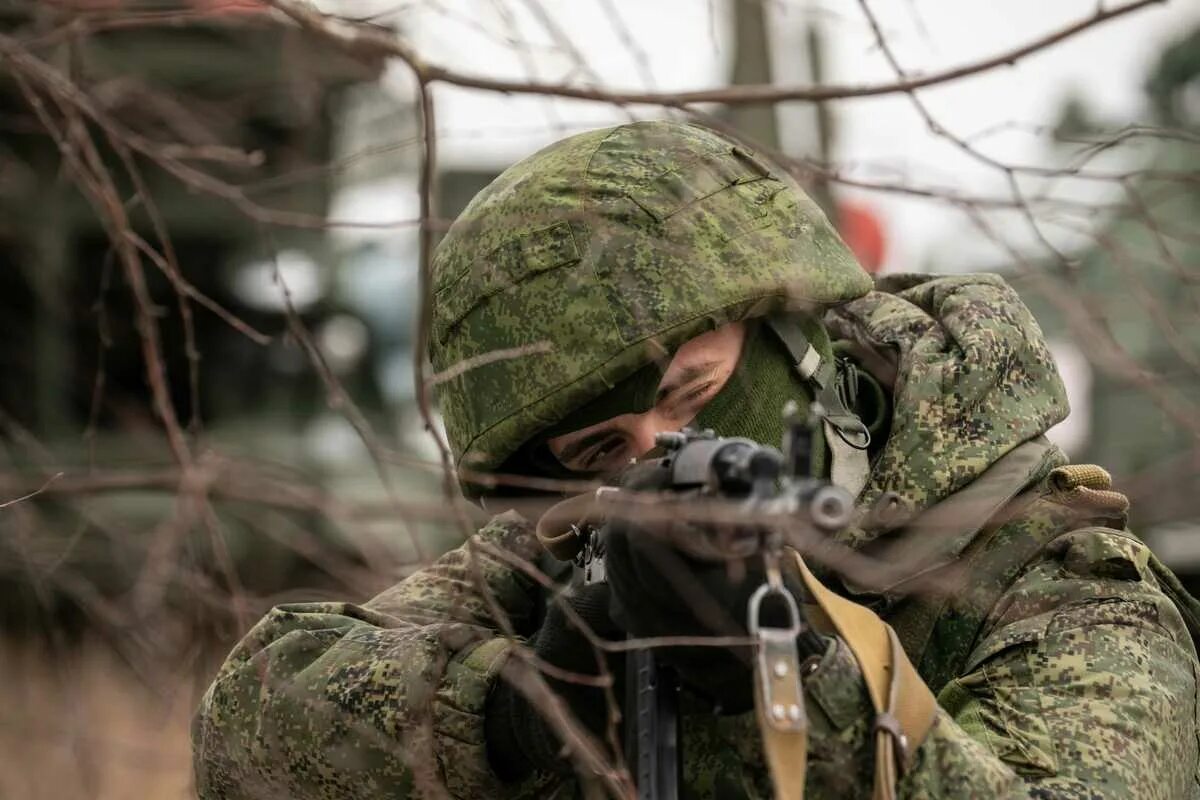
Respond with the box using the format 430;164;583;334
429;120;872;475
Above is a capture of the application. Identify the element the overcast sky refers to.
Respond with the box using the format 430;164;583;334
366;0;1200;273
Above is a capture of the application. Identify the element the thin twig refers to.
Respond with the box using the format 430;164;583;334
428;340;553;386
266;0;1164;106
0;472;64;510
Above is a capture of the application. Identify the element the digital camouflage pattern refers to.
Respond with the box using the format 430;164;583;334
828;272;1069;525
428;121;871;473
193;273;1200;799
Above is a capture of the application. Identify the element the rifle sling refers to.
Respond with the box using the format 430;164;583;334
755;553;937;800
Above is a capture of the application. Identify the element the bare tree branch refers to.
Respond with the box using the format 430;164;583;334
266;0;1164;106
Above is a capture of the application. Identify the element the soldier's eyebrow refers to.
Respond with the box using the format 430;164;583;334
655;361;723;404
556;428;622;465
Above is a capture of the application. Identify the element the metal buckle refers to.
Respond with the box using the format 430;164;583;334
747;563;808;733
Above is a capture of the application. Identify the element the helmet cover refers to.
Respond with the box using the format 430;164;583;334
429;120;872;474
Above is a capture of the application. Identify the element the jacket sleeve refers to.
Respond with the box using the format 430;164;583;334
799;526;1200;799
192;511;547;800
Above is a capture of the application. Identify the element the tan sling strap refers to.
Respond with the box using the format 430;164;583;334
750;574;812;800
757;692;809;800
755;552;937;800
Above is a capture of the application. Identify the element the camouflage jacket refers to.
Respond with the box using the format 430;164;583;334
193;275;1200;799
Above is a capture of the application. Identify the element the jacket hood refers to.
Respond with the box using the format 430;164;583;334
828;273;1070;541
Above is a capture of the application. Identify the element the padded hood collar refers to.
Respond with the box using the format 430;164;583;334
826;273;1069;547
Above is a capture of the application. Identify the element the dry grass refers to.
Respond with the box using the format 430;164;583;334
0;636;201;800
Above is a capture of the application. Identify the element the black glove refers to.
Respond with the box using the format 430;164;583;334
485;582;624;781
603;460;825;713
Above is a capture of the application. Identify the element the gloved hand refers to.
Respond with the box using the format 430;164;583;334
603;459;826;713
485;582;624;781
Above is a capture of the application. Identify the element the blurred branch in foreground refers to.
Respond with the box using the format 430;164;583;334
0;1;1198;797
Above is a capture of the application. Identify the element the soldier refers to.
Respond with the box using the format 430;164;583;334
192;121;1200;799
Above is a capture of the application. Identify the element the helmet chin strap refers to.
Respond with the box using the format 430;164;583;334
764;313;872;500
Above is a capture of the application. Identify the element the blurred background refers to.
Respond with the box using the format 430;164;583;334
1;0;1198;796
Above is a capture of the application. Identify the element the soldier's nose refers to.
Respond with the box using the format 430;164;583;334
627;414;666;459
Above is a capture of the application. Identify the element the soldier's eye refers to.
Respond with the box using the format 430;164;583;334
582;437;625;470
664;381;716;419
681;381;716;405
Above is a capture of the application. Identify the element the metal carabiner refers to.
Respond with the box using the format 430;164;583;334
747;575;808;732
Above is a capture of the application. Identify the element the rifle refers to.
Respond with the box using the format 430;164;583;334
567;404;854;799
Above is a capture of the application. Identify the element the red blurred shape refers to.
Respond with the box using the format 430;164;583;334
837;200;887;274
